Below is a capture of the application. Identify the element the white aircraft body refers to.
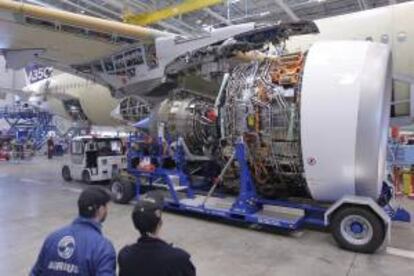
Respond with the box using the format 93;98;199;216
25;72;119;126
286;2;414;118
1;1;414;126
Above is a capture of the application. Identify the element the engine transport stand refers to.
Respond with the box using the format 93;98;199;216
112;137;411;253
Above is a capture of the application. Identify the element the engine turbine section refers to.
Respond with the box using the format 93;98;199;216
220;53;306;197
150;91;218;158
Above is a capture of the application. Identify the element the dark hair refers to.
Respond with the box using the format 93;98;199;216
132;205;160;236
77;187;111;218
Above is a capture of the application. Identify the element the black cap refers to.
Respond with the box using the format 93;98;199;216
78;187;111;218
132;191;164;235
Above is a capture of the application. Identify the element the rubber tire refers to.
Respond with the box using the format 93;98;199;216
82;170;92;184
331;206;385;253
111;180;135;204
62;166;72;182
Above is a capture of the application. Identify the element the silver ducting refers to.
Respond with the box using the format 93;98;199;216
150;91;218;157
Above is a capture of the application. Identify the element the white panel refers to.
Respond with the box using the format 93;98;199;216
300;41;391;202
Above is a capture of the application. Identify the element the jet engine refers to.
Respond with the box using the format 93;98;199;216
140;41;391;203
219;41;391;202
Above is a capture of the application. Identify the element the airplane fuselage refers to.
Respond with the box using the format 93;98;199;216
287;2;414;117
25;73;119;126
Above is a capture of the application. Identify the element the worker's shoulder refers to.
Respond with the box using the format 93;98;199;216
99;236;116;252
119;241;190;260
46;223;110;244
162;243;192;261
44;224;73;242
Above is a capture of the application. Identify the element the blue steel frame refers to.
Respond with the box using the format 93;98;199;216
127;135;410;232
0;106;56;150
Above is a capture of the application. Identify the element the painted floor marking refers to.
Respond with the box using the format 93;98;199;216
63;187;82;194
20;178;46;185
386;247;414;260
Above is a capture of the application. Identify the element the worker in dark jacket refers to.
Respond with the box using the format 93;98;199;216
47;137;54;159
118;192;196;276
31;187;116;276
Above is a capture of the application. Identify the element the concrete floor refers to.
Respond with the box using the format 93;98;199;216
1;156;414;276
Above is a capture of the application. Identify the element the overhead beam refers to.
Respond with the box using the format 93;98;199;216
124;0;224;26
126;0;199;34
75;0;122;18
58;0;112;19
76;0;190;35
274;0;299;22
0;0;173;39
157;22;190;35
204;7;232;25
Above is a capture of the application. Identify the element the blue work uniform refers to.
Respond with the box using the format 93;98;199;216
31;217;116;276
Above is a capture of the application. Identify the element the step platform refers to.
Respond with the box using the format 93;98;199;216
161;193;306;231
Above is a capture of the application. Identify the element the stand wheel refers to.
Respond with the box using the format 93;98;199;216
111;180;135;204
62;166;72;182
82;170;91;184
331;206;385;253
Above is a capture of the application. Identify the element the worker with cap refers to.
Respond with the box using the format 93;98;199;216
118;191;196;276
31;187;116;276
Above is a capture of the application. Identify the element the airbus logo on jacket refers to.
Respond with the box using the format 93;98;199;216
30;217;116;276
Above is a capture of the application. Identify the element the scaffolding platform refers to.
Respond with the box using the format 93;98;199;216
0;106;57;150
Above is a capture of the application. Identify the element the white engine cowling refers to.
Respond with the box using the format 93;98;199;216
301;41;391;201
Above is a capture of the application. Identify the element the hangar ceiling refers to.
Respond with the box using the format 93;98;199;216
17;0;414;35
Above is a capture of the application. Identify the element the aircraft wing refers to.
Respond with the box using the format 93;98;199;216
0;0;174;72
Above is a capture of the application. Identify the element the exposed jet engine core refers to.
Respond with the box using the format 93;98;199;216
220;41;392;202
138;41;391;203
150;91;218;158
219;53;306;197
